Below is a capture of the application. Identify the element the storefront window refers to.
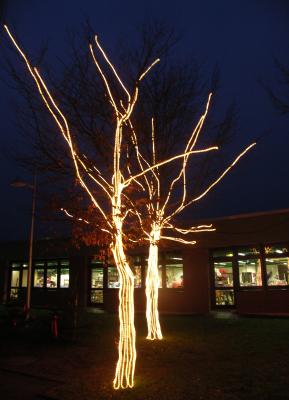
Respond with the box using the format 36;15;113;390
91;290;103;303
91;268;103;288
46;269;58;288
11;270;20;287
34;269;44;287
60;268;69;288
215;290;234;306
166;264;183;288
133;266;142;288
214;261;234;287
238;259;262;286
266;257;289;286
108;267;120;288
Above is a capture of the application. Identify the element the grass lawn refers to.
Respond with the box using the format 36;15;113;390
1;310;289;399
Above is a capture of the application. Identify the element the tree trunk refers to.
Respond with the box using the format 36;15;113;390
112;234;136;389
146;226;163;340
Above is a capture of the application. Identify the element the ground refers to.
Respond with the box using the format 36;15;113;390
0;308;289;400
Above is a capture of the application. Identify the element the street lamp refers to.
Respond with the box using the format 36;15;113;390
10;169;37;321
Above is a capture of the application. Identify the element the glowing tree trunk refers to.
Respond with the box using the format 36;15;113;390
111;129;137;388
146;224;163;340
111;227;136;388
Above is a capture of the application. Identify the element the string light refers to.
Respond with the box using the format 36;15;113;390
126;91;256;342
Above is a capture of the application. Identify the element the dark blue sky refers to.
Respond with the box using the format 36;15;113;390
1;0;289;241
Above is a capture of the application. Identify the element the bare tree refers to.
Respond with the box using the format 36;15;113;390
4;25;161;389
4;24;205;389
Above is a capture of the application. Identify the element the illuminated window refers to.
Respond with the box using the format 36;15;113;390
166;264;183;288
108;267;120;288
11;270;20;287
60;268;69;288
91;268;103;288
91;290;103;304
214;261;234;287
9;261;29;301
238;259;262;287
46;269;58;288
266;257;289;286
215;290;234;306
34;269;44;288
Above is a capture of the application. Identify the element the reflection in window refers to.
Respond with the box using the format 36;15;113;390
35;262;45;267
265;245;289;255
91;268;103;288
214;262;233;287
108;267;120;288
266;258;289;286
133;266;142;288
47;269;58;288
212;249;233;258
91;290;103;303
47;260;58;267
165;252;183;262
215;290;234;306
60;268;69;288
12;263;21;269
34;269;44;287
238;247;260;257
166;264;183;288
22;270;28;287
238;259;262;286
11;270;20;287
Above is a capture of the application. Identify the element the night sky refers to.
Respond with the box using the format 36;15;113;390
1;0;289;241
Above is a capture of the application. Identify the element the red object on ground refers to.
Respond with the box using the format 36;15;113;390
51;314;58;338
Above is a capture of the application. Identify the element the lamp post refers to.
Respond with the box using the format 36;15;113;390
11;169;37;321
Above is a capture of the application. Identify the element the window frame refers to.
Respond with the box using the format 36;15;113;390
210;242;289;309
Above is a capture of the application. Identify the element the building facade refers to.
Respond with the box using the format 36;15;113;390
1;209;289;316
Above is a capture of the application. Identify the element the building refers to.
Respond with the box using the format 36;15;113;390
1;209;289;316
